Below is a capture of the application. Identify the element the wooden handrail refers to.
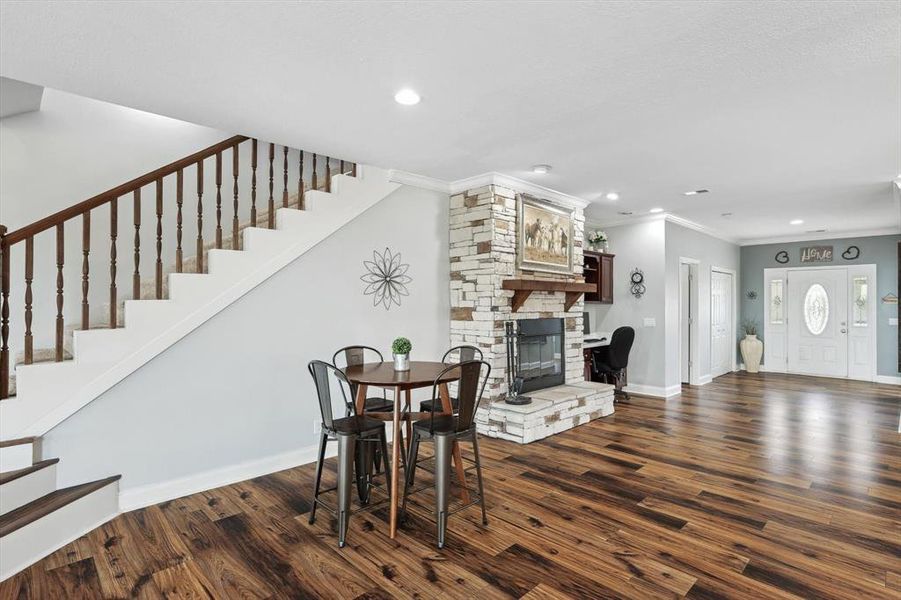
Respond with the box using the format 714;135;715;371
4;135;248;246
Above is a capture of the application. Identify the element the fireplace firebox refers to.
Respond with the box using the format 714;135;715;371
516;318;565;393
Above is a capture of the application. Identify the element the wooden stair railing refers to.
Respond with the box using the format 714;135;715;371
0;136;358;399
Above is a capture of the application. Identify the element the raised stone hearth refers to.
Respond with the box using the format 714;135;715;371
476;381;615;444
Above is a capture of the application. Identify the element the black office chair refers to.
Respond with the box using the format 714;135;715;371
307;360;391;547
591;326;635;400
402;360;491;548
419;345;483;413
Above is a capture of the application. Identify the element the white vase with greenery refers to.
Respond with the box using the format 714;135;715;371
740;320;763;373
392;337;412;371
587;230;608;252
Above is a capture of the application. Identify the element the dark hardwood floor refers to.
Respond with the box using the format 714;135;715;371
2;372;899;599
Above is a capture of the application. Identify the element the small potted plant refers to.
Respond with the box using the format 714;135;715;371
392;337;412;371
587;230;608;252
740;319;763;374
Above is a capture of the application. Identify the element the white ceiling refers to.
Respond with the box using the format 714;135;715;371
1;1;898;243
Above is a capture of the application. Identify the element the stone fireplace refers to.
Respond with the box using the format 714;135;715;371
448;180;614;443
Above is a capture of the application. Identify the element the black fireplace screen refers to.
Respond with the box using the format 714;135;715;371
517;318;565;393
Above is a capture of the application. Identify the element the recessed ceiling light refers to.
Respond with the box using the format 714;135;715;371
605;192;620;201
789;219;804;225
683;189;709;196
394;88;421;105
531;164;552;174
649;207;664;214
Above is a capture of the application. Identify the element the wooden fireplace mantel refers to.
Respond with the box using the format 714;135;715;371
501;279;595;312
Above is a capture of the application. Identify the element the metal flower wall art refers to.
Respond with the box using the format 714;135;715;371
361;248;412;310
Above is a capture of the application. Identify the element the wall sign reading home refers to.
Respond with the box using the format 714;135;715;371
516;194;575;274
800;246;833;263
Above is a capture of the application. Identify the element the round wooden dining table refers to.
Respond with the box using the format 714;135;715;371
342;361;469;538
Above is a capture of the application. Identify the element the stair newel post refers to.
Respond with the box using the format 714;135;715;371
176;169;184;273
82;211;91;329
24;236;34;364
110;198;118;329
325;156;332;193
282;146;289;208
250;139;258;227
133;189;141;300
196;160;204;273
232;143;240;249
352;162;357;178
298;150;305;210
0;224;9;398
55;223;65;362
155;178;164;299
311;154;318;191
340;159;345;176
215;151;223;249
268;143;275;229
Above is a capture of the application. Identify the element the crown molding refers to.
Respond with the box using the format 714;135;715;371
388;169;590;210
737;227;901;247
585;212;737;245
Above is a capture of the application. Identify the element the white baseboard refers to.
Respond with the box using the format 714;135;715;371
623;383;682;398
119;443;334;512
875;375;901;385
697;374;713;385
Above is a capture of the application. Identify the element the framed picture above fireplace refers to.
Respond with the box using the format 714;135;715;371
516;194;575;274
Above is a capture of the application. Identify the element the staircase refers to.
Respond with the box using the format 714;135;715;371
0;135;400;580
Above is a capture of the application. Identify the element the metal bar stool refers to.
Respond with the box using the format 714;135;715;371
308;360;391;547
401;360;491;548
418;345;483;414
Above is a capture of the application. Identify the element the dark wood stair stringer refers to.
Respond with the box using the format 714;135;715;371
0;475;121;538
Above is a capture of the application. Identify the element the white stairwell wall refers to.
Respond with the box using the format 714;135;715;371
39;184;449;509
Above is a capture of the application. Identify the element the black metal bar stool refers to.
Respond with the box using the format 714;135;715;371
307;360;391;547
402;359;491;548
418;345;483;414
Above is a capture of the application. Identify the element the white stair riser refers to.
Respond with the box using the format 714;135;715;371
0;464;57;516
0;480;119;582
0;443;35;473
5;168;400;438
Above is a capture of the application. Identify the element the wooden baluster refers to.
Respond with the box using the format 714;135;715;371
110;199;118;328
268;143;275;228
176;169;184;273
250;139;258;227
282;146;289;208
56;223;65;361
133;189;141;299
0;225;9;398
196;161;204;273
352;162;357;177
155;179;163;299
312;154;318;191
215;152;223;249
325;156;331;193
298;150;305;210
340;159;345;176
82;211;91;329
232;143;240;249
24;236;33;363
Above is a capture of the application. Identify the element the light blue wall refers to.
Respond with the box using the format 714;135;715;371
740;234;900;376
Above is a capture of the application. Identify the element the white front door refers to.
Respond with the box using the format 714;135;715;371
787;269;848;377
711;270;733;378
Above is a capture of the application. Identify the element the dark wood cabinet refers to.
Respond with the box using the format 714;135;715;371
583;250;614;304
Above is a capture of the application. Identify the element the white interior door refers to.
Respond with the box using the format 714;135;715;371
711;270;733;378
787;269;848;377
681;263;691;383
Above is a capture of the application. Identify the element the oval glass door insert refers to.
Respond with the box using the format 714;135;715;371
804;283;829;335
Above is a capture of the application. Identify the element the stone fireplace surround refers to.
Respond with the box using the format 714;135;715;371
448;181;614;443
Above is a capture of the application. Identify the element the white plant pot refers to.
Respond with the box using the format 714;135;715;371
740;334;763;374
393;353;410;371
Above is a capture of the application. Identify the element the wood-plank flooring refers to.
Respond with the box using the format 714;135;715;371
2;372;899;599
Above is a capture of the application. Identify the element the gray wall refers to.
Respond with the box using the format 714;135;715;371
43;185;450;493
740;234;900;376
664;221;741;388
585;219;667;390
